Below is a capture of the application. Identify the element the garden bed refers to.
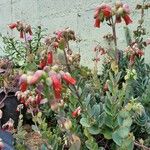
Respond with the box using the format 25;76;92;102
0;1;150;150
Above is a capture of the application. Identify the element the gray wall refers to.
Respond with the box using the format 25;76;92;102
0;0;150;71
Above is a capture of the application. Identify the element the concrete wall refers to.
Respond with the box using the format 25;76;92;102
0;0;150;71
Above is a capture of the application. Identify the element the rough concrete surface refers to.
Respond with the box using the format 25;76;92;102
0;0;150;71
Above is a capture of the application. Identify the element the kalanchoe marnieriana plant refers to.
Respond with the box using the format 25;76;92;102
93;2;133;85
77;1;150;150
1;1;150;150
124;2;150;99
15;27;82;149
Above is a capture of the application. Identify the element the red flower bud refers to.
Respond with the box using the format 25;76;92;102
29;70;44;85
94;18;101;28
20;31;24;38
39;59;47;69
47;51;53;65
123;14;132;25
136;50;144;57
20;97;25;104
51;75;62;100
72;107;81;118
8;23;17;29
20;82;28;92
62;73;76;85
19;74;28;92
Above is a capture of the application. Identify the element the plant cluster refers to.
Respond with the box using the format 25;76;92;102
0;1;150;150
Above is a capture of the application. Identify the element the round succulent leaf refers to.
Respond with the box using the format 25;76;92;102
117;126;130;138
80;118;91;127
88;125;101;135
112;130;122;146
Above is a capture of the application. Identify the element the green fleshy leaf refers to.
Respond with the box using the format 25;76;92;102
102;126;113;139
80;118;91;127
117;126;130;138
88;125;101;135
112;131;122;146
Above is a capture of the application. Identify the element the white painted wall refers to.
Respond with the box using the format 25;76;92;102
0;0;150;70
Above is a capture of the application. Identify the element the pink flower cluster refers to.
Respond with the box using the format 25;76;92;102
125;43;144;65
94;3;112;28
17;69;76;108
115;2;132;25
94;2;132;28
9;21;32;38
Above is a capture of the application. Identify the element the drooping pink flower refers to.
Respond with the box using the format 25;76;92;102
115;3;132;25
123;3;130;14
47;51;53;64
94;18;101;28
62;73;76;85
19;74;28;92
20;97;25;104
39;59;47;69
101;4;112;17
94;7;101;27
9;21;32;39
72;106;81;118
123;14;132;25
8;23;17;29
55;30;63;40
51;75;62;100
136;50;144;57
29;70;44;85
94;4;111;28
20;82;28;92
